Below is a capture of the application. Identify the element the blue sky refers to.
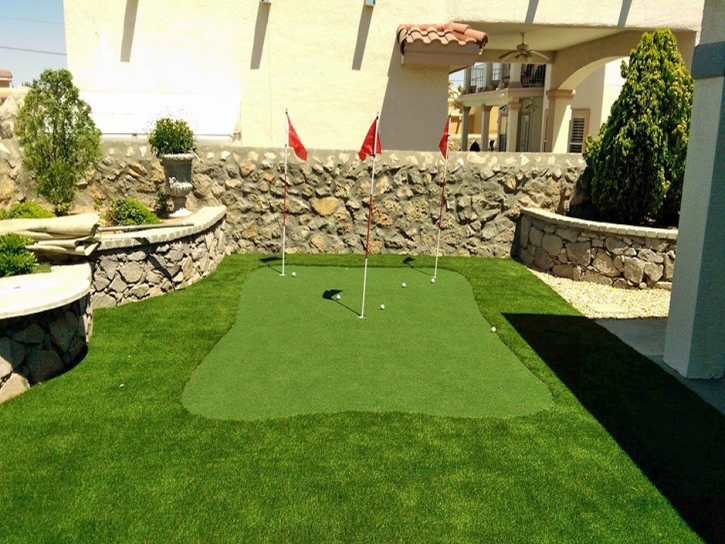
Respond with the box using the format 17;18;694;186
0;0;66;86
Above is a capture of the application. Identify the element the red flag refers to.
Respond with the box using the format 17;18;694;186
287;115;307;161
358;118;382;161
439;116;450;158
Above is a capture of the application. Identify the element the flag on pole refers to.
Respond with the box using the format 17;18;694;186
438;116;450;158
287;115;307;161
358;118;382;160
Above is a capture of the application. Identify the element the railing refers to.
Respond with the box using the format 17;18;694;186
521;64;546;87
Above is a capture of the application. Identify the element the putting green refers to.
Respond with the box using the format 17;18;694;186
182;265;551;420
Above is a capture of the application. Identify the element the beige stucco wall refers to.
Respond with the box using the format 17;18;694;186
64;0;452;150
448;0;703;31
64;0;703;151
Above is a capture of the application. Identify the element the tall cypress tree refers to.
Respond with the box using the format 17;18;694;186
587;28;694;226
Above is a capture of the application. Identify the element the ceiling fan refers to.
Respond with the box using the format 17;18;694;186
498;33;550;63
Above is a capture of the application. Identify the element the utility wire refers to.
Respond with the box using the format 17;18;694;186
0;45;66;56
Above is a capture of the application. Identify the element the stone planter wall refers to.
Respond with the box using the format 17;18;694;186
1;139;587;259
518;208;677;289
90;206;227;308
0;264;93;404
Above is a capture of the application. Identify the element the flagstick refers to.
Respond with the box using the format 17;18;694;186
434;116;451;279
360;113;380;319
281;111;289;277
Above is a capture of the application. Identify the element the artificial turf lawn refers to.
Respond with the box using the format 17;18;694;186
183;265;551;420
1;253;723;542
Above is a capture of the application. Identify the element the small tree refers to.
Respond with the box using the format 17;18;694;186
14;69;102;215
588;29;694;226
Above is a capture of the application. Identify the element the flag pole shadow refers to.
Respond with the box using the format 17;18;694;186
260;256;282;275
322;289;359;316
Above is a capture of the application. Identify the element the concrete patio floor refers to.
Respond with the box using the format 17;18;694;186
597;318;725;416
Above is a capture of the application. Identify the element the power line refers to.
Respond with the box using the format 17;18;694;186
0;45;66;56
0;16;62;25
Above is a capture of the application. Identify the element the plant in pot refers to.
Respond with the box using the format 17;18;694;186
148;117;196;218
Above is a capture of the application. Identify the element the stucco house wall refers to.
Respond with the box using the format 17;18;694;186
63;0;703;152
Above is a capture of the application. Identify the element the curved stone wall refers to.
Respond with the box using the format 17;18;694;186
518;208;677;289
0;264;93;404
91;206;227;308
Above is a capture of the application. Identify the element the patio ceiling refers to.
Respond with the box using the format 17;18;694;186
461;24;625;65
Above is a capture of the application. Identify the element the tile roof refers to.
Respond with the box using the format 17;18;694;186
0;70;12;80
396;22;487;53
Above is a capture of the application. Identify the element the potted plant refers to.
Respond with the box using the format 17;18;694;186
148;117;196;217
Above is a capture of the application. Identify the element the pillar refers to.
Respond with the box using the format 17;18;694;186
461;106;471;150
484;63;493;90
509;64;523;88
544;89;575;153
663;4;725;379
481;105;492;149
505;101;521;152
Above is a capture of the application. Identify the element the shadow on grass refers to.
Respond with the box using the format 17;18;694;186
322;289;359;316
504;313;725;543
260;255;282;275
402;256;432;277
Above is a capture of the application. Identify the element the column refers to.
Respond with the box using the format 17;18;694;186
481;105;493;150
663;6;725;378
464;67;472;94
484;63;493;91
461;106;471;151
505;101;521;152
544;89;575;152
508;64;523;88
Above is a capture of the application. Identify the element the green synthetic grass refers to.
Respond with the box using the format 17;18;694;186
183;265;550;420
1;253;722;543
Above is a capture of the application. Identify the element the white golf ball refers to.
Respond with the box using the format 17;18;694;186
431;277;436;284
336;294;341;300
401;282;406;288
291;271;296;277
491;326;497;333
380;304;385;310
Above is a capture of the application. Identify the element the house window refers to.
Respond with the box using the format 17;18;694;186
568;109;590;153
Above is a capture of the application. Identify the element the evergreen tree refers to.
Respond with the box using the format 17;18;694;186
14;69;101;215
588;28;694;226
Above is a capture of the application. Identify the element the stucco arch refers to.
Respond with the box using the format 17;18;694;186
551;30;696;91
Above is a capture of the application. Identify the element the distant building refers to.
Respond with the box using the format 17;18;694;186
0;70;12;88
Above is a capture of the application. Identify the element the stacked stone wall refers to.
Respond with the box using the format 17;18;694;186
518;208;677;289
1;139;586;258
0;294;92;404
90;208;227;309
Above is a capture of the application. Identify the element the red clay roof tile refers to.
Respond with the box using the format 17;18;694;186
0;70;12;79
397;22;487;52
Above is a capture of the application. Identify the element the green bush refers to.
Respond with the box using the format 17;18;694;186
0;233;37;277
148;117;195;156
2;202;56;220
587;29;694;226
14;69;102;215
105;198;161;226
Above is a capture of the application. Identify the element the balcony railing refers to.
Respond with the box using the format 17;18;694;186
463;63;546;94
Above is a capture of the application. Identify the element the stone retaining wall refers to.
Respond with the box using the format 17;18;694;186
1;139;587;258
0;265;93;404
518;208;677;289
90;206;227;308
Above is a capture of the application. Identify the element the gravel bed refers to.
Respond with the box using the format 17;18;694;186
529;269;671;319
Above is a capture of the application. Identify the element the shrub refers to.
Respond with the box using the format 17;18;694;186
105;198;161;226
14;69;102;215
148;117;195;156
587;29;694;226
0;233;37;277
2;202;56;220
154;186;172;216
